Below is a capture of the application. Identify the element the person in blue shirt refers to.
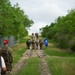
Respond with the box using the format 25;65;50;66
43;38;48;47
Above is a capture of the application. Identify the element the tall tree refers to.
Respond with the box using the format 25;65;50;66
0;0;34;39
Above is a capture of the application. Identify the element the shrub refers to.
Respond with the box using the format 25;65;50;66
69;39;75;51
70;44;75;52
58;36;69;49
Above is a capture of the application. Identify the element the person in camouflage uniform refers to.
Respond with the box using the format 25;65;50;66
35;33;39;49
31;33;35;40
1;40;13;75
31;40;35;49
31;33;35;49
39;39;44;50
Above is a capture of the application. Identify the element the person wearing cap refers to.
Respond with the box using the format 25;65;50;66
1;40;13;75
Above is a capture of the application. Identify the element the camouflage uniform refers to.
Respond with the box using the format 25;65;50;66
31;33;35;40
31;33;35;49
35;40;39;49
35;33;39;49
31;40;35;49
39;39;43;50
1;45;13;75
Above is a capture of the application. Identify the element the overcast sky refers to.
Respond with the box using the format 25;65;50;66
10;0;75;35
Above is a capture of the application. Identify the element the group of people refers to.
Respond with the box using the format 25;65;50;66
0;40;13;75
26;33;44;50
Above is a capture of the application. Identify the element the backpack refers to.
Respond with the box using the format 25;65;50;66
1;46;12;71
27;39;31;43
1;47;9;63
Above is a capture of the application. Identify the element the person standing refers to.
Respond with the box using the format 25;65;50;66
35;33;39;49
31;33;35;40
31;33;35;49
1;40;13;75
0;49;6;75
31;40;35;49
39;39;44;50
26;39;31;49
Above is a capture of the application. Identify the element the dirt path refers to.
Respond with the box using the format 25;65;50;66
11;49;51;75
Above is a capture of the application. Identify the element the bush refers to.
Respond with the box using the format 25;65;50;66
69;39;75;51
70;44;75;52
57;36;69;49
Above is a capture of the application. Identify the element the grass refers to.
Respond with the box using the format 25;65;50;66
47;57;75;75
44;47;75;57
44;39;75;75
15;57;41;75
11;43;27;64
11;36;28;64
44;43;75;57
11;37;75;75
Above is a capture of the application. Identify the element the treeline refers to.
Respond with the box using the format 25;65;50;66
41;9;75;51
0;0;34;40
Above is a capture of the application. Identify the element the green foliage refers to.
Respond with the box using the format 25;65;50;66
19;37;27;43
71;44;75;52
41;9;75;51
0;0;34;39
57;35;69;48
70;39;75;52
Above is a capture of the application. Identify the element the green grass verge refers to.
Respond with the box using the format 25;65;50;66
44;47;75;57
47;57;75;75
13;48;26;64
15;57;41;75
11;36;29;64
44;39;75;75
44;42;75;57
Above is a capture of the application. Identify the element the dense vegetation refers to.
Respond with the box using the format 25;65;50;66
0;0;34;40
40;9;75;51
44;40;75;75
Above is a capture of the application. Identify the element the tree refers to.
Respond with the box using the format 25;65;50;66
0;0;34;39
41;9;75;51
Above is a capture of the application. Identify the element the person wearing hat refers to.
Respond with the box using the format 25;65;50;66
1;40;13;75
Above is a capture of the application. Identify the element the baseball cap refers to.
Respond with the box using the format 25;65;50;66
3;40;8;44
